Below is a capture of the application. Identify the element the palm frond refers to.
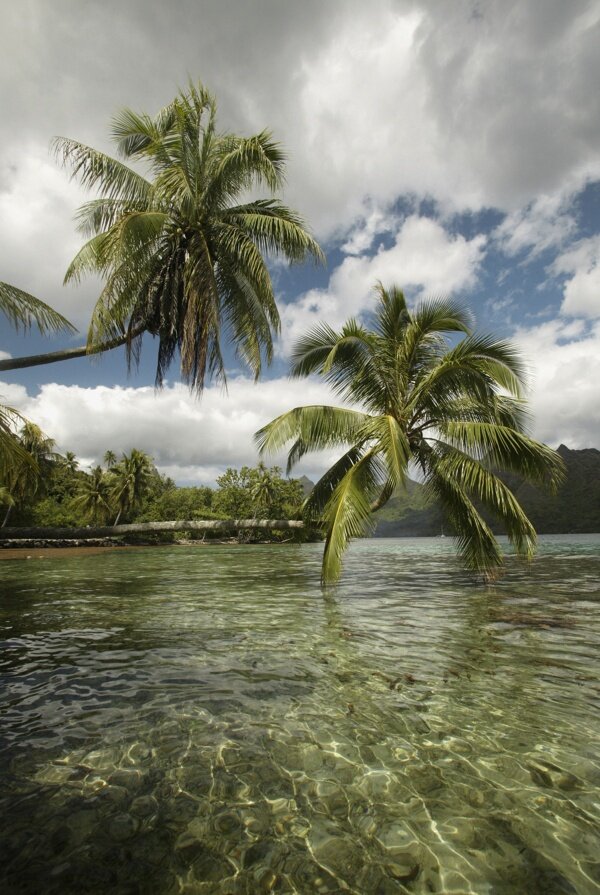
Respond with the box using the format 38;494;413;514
0;404;31;478
432;445;537;559
74;198;156;237
255;405;370;473
362;413;411;492
53;137;152;204
425;459;503;573
321;450;387;584
223;201;324;264
0;282;76;335
412;334;528;409
207;131;287;203
290;319;378;405
111;104;179;162
440;421;565;490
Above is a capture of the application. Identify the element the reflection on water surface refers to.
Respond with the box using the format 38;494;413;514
1;535;599;894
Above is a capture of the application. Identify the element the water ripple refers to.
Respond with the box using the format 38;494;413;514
0;535;599;894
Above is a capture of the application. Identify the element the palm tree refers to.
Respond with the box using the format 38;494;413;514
1;422;59;526
109;449;154;524
256;284;564;584
0;82;323;388
103;450;117;469
249;462;280;517
63;451;79;474
72;466;113;524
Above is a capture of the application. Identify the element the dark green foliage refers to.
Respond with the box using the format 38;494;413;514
138;485;222;523
371;478;445;536
213;465;305;540
497;445;600;534
372;446;600;536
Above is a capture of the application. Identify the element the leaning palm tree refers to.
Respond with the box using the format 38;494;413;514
0;82;323;388
256;284;564;584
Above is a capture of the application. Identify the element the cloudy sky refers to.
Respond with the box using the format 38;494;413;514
1;0;599;483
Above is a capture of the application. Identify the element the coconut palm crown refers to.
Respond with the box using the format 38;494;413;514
256;283;564;584
55;81;323;391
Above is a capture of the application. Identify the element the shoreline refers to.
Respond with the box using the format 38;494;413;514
0;537;300;560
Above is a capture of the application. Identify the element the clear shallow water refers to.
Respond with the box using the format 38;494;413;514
1;535;599;895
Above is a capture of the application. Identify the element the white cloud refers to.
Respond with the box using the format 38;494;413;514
513;318;600;447
279;0;600;235
279;215;486;351
1;376;346;485
0;0;597;311
0;350;12;361
0;150;97;326
551;235;600;319
494;191;577;259
341;204;399;256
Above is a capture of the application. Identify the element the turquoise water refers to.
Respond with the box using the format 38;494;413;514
1;535;599;894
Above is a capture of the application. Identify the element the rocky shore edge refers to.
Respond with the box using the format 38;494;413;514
0;538;128;549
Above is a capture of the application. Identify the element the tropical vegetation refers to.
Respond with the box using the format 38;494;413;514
0;82;323;389
1;437;306;542
256;283;565;584
0;282;74;486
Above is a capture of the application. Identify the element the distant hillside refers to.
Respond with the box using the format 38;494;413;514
500;445;600;534
371;478;446;537
297;475;315;498
371;445;600;537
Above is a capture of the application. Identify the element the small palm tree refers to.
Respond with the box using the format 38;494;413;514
256;284;564;584
63;451;79;474
103;450;117;469
73;466;112;524
249;462;279;517
109;449;154;524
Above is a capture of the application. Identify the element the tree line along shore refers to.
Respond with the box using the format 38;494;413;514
1;81;569;583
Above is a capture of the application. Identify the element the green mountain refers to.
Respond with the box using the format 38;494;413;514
372;477;445;537
501;444;600;534
372;445;600;537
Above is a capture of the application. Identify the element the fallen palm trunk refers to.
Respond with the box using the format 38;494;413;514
0;519;305;540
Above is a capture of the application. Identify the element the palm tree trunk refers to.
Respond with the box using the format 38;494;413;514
113;509;122;526
0;519;305;539
2;504;13;527
0;328;145;372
